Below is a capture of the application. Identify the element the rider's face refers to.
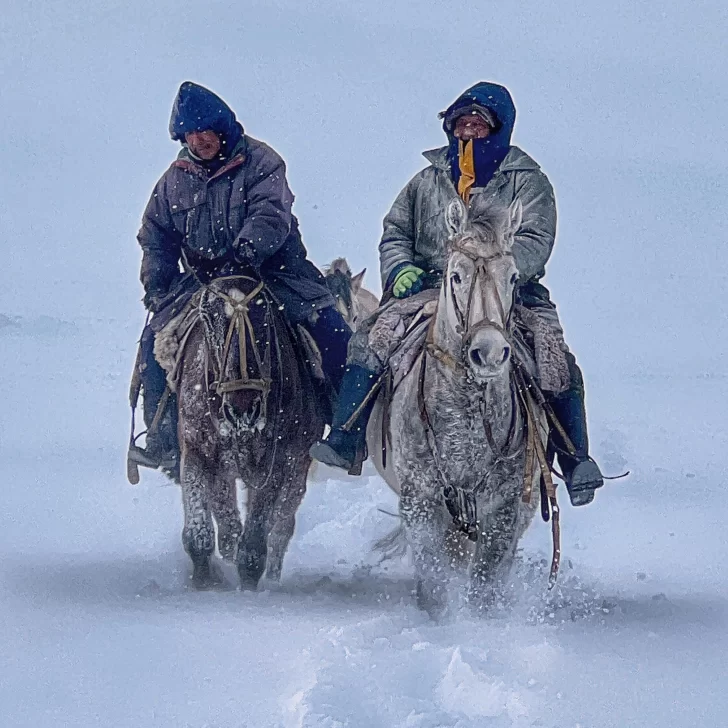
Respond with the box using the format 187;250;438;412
185;130;222;160
454;114;492;141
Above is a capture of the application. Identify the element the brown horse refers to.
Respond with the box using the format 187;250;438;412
175;275;325;589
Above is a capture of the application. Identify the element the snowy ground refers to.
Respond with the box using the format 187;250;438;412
1;318;726;728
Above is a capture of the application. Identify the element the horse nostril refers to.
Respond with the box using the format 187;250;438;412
470;348;484;368
502;346;510;364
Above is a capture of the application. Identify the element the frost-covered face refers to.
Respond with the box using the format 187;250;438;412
185;130;222;160
442;198;522;382
454;113;492;141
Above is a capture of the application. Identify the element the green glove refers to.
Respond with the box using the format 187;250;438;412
393;265;425;298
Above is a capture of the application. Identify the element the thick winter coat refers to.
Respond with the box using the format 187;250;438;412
138;83;333;323
379;145;557;290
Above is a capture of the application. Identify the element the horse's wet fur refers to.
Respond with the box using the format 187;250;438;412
177;277;325;590
373;198;544;618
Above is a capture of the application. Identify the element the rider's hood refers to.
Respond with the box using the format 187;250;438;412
440;82;516;190
169;81;244;155
440;81;516;138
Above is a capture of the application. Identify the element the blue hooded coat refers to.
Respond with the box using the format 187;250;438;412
138;82;334;326
379;82;557;290
442;82;516;191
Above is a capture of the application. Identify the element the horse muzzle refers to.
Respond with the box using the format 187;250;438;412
465;326;511;381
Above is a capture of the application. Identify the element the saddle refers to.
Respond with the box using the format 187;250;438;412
154;281;325;392
372;292;569;400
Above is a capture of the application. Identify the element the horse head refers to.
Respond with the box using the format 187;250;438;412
325;257;368;328
437;197;522;384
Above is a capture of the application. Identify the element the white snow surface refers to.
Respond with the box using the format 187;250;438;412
1;318;726;727
2;1;728;725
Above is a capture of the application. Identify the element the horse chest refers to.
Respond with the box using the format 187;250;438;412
432;402;491;474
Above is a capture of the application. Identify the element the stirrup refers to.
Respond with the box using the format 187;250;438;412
127;443;178;471
347;442;367;477
566;459;603;507
308;439;367;476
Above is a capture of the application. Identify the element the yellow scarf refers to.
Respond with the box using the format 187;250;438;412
457;140;475;204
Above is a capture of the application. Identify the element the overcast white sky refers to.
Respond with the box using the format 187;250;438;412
2;0;726;375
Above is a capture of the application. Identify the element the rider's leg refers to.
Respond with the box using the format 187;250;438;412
303;305;352;392
548;354;604;506
130;323;178;468
308;363;379;473
309;317;383;473
519;282;603;506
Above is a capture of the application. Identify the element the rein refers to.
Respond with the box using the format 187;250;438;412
197;275;275;440
200;277;270;396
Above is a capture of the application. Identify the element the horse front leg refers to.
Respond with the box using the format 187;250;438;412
180;448;221;589
401;481;452;619
265;453;310;583
236;476;279;591
210;469;242;562
468;496;520;611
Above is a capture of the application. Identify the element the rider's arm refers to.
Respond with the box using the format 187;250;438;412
511;168;557;282
232;147;294;271
137;176;183;299
379;176;418;291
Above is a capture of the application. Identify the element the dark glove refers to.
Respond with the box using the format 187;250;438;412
232;238;260;273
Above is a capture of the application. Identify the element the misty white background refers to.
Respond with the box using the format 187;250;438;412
1;2;727;727
3;0;726;375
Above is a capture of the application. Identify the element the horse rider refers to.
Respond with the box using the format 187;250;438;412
129;81;351;471
311;81;605;506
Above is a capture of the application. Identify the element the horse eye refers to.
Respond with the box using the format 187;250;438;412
451;272;462;285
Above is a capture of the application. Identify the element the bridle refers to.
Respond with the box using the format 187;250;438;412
448;236;515;361
425;235;516;382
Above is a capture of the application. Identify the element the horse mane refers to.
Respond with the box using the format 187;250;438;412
463;204;512;254
326;257;352;277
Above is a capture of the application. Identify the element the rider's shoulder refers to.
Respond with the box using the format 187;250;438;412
421;146;449;172
499;146;543;174
243;135;286;171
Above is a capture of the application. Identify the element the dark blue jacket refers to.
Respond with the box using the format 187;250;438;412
138;82;334;324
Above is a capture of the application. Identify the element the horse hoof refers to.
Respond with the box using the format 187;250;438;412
264;566;283;583
238;572;261;591
416;581;449;620
190;561;224;590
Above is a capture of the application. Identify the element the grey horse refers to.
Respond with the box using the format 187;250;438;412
368;198;547;617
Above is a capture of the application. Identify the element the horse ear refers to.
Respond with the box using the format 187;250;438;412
445;197;468;237
507;199;523;242
350;268;366;292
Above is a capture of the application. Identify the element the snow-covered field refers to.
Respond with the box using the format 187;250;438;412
3;1;727;725
1;317;726;727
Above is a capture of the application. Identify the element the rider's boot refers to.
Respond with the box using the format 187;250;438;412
549;386;604;506
128;328;179;471
309;364;379;475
